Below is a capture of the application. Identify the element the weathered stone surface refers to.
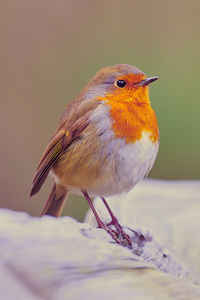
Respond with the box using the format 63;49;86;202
0;179;200;299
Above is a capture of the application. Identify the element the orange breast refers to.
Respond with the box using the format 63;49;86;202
96;87;159;143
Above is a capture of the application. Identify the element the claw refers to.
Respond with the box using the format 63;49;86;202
82;191;132;249
106;221;132;249
100;222;132;248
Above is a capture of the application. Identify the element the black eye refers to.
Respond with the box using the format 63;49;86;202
116;80;126;88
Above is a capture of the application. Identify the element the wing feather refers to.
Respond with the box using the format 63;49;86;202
30;100;100;197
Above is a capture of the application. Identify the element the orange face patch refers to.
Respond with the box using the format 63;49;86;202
96;74;159;143
115;73;146;88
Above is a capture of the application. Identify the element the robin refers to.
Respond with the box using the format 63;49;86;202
30;64;159;249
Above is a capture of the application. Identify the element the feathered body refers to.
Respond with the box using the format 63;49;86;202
30;64;159;218
53;104;159;196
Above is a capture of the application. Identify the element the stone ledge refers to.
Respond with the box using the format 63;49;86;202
0;179;200;299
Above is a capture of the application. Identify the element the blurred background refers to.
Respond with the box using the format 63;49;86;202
1;0;200;220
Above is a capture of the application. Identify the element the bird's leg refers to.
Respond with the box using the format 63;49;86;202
82;191;122;245
101;197;132;249
101;197;122;228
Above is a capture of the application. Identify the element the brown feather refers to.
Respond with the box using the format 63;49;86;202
30;98;100;197
40;183;68;217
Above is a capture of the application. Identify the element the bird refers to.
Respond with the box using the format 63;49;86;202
30;64;159;249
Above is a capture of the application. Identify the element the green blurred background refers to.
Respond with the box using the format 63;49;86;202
1;0;200;220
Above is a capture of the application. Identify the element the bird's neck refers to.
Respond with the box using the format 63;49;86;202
96;91;159;144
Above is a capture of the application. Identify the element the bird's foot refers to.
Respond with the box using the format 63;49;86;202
106;218;132;249
97;222;124;245
82;191;132;249
102;224;132;249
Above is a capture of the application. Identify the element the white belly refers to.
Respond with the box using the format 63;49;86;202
109;132;159;194
89;131;159;196
85;104;159;196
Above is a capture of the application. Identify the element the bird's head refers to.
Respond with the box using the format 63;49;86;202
85;64;158;106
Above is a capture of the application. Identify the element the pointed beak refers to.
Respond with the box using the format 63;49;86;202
135;76;159;87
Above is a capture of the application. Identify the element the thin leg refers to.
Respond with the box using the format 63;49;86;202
82;190;104;228
82;190;132;249
82;190;121;243
101;197;118;222
101;197;132;249
101;197;123;230
101;197;123;227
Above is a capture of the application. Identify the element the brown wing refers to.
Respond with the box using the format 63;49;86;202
30;99;100;197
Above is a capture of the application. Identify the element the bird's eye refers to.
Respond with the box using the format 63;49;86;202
116;80;126;88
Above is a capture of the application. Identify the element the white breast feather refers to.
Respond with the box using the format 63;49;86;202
89;103;159;196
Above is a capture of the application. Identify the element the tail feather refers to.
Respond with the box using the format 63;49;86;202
40;184;68;217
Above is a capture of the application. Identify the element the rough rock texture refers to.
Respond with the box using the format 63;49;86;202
0;179;200;299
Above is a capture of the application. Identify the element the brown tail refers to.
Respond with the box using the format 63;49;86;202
40;183;68;217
